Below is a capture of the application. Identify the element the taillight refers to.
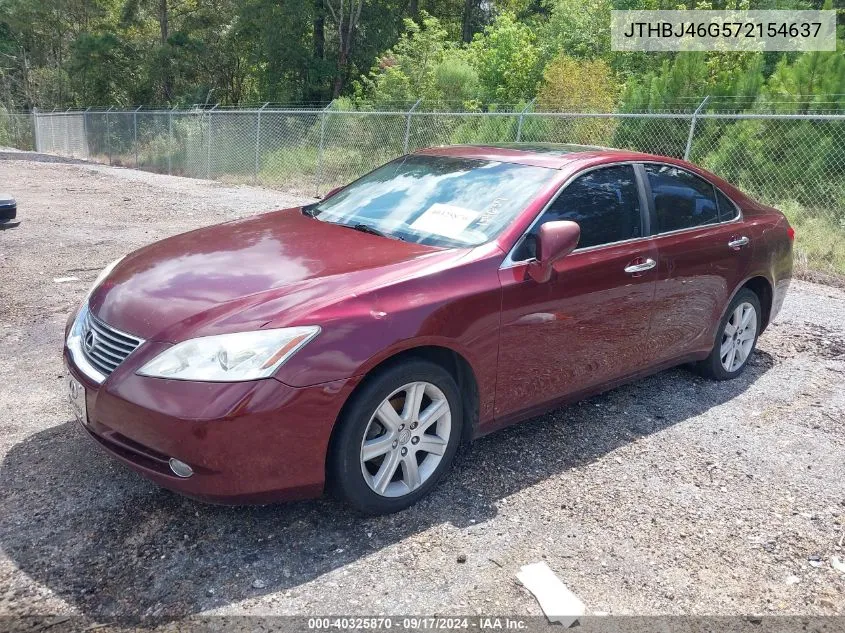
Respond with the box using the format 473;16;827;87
787;226;795;241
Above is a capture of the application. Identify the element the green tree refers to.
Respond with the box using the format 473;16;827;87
236;0;325;103
433;55;478;104
763;51;845;114
120;0;171;100
356;12;455;105
468;11;541;104
536;55;618;112
533;55;619;144
68;32;136;106
540;0;610;62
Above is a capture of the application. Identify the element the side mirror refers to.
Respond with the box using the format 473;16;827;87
527;220;581;283
321;186;343;200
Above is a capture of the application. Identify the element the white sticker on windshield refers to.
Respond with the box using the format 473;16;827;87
410;203;480;239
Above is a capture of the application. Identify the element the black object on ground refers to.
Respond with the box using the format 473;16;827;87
0;193;20;229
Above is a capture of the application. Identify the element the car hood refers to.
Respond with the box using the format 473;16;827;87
89;208;457;341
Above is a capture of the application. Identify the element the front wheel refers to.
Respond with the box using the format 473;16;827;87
329;359;463;514
696;288;761;380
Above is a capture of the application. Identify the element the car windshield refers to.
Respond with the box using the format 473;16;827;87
307;154;556;248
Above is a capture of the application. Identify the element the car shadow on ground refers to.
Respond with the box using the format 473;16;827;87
0;353;773;617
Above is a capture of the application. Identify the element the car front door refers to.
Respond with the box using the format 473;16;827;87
494;164;658;425
640;163;754;364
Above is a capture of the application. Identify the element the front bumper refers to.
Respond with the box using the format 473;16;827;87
63;343;357;504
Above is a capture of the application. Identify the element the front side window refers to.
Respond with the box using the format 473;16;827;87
512;164;643;260
644;164;719;233
308;155;556;248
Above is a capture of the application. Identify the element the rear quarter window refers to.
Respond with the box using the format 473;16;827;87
644;164;719;233
716;189;740;222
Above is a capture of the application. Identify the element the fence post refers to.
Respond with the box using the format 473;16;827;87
254;102;269;184
403;98;422;154
82;107;91;159
31;111;36;150
516;98;536;142
684;96;709;161
106;106;113;165
50;108;56;153
315;100;334;196
206;103;218;180
65;108;72;156
168;105;176;176
29;109;37;152
133;105;142;167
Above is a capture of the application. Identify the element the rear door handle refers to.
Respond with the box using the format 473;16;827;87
624;258;656;274
728;236;750;248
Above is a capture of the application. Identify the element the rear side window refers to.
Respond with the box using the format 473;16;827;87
644;164;719;233
513;165;643;260
716;189;740;222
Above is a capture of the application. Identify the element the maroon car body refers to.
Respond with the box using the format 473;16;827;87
64;145;793;504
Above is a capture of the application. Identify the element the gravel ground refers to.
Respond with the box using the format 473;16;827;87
1;156;844;621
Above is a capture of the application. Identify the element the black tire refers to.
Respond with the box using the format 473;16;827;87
329;359;464;515
696;288;762;380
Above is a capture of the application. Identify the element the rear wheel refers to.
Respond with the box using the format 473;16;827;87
330;359;463;514
696;288;761;380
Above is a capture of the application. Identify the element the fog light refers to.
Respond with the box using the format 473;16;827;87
169;458;194;478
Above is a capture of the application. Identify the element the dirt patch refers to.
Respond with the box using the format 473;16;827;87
794;267;845;291
767;322;845;360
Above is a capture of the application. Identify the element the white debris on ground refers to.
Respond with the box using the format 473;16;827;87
517;562;585;626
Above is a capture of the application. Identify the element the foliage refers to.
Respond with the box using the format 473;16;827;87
763;51;845;113
536;55;618;112
530;55;619;145
776;200;845;277
539;0;612;63
68;32;136;106
0;0;841;115
356;12;455;105
468;12;541;104
433;56;479;105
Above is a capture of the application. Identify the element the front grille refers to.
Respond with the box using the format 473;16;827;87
81;310;143;377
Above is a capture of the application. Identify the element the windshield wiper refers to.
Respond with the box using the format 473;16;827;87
339;222;404;241
353;223;388;237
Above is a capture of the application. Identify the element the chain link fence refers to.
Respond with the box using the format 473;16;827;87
2;103;843;273
0;110;36;151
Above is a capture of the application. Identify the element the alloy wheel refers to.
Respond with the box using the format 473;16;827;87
720;301;757;372
360;381;452;498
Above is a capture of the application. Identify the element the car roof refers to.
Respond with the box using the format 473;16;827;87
415;143;665;170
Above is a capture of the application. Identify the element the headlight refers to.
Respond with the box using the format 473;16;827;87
87;257;124;301
69;302;90;339
68;257;123;345
137;326;320;382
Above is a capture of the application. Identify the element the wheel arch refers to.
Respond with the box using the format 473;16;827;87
740;275;773;332
325;344;481;485
717;274;774;335
707;274;774;355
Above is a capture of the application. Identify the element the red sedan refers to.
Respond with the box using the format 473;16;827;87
64;144;793;514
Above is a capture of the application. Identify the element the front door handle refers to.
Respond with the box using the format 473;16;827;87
624;258;656;274
728;236;750;248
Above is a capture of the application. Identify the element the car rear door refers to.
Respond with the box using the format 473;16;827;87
494;163;658;424
639;162;753;364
